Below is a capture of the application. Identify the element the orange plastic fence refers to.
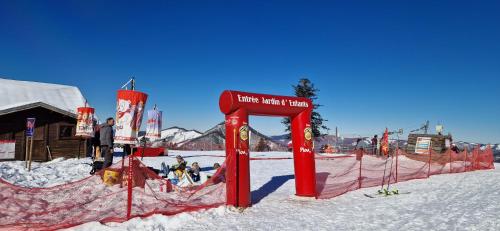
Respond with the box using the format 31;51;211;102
0;157;227;231
315;146;495;199
0;146;494;230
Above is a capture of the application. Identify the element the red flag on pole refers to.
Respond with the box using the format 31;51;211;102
381;128;389;156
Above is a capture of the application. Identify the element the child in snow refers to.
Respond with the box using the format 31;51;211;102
170;155;187;178
188;162;201;182
213;163;221;170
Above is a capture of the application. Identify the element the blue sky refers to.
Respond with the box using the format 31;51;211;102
1;1;499;143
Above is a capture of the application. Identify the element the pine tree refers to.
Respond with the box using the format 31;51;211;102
282;78;329;139
255;137;270;152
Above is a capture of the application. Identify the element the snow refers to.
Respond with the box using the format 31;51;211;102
171;130;202;144
0;78;86;114
0;158;92;187
161;127;184;138
1;151;499;230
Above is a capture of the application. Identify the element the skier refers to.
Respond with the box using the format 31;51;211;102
100;117;115;168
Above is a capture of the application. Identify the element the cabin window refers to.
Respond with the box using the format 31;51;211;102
59;125;75;139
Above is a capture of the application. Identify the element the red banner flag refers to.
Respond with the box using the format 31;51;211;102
75;107;95;138
115;90;148;144
381;128;389;156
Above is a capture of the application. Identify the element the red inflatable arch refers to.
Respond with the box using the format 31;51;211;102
219;90;316;207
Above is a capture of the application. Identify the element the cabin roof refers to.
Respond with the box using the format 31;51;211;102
0;78;86;117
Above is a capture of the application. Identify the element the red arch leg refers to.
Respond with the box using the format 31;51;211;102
225;108;250;207
291;110;316;197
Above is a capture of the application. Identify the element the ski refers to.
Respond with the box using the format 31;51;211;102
364;190;410;198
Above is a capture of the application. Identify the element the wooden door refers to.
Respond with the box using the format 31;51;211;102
31;125;47;161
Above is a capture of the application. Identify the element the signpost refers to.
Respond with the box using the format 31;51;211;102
25;118;35;171
117;77;148;219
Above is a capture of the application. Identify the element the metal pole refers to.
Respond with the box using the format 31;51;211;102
78;137;82;159
28;137;34;171
126;147;134;219
140;138;146;161
427;141;432;177
25;137;29;168
358;150;363;189
449;148;452;173
395;134;399;183
379;154;389;192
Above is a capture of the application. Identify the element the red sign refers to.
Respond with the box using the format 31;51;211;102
219;90;313;117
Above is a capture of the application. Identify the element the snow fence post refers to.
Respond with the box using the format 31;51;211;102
427;149;432;178
357;149;363;189
449;149;452;173
127;153;133;219
395;144;399;183
463;147;468;172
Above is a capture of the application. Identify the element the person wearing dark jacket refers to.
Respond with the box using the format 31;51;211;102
188;162;201;182
371;135;378;155
100;117;115;168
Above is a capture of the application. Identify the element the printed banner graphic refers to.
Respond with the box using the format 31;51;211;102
115;90;148;144
26;118;36;137
145;110;162;140
75;107;95;138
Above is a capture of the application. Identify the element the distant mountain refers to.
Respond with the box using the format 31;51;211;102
179;122;287;151
155;125;499;159
161;126;203;145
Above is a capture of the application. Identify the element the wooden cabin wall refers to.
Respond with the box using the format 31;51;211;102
406;134;452;154
0;107;87;161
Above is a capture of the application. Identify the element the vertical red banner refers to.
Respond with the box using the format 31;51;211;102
145;109;162;140
115;90;148;144
75;107;95;138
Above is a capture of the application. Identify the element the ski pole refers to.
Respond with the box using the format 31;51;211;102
387;152;395;192
379;154;390;192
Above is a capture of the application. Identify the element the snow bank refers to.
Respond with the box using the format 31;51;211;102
0;158;92;187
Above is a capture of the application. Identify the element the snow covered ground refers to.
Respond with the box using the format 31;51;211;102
1;151;499;231
0;157;92;187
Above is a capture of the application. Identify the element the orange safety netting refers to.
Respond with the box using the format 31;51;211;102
0;146;495;230
315;146;495;199
0;157;227;231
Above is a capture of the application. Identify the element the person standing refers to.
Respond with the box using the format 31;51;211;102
371;135;378;155
100;117;115;168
